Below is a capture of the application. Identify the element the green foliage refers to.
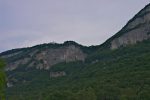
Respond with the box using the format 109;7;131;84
6;40;150;100
75;87;97;100
0;59;6;100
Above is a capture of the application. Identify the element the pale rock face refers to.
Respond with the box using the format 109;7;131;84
50;71;66;78
34;45;86;70
4;45;86;71
7;82;13;88
111;5;150;49
125;13;150;30
111;25;150;49
6;57;31;71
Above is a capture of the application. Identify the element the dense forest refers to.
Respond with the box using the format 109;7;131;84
0;59;6;100
6;40;150;100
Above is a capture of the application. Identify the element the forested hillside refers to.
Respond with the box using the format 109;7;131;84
6;40;150;100
0;59;6;100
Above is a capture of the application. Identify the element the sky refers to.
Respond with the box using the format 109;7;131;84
0;0;150;52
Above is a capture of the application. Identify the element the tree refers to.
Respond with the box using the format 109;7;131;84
0;59;6;100
76;87;97;100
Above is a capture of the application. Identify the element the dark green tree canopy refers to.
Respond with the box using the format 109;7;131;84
0;59;6;100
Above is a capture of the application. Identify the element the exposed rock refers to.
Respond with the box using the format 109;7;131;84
7;82;13;88
28;45;86;70
1;43;87;71
50;71;66;78
111;4;150;49
5;57;31;71
111;25;150;49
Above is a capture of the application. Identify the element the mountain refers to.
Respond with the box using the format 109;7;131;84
1;3;150;100
105;4;150;49
0;41;100;71
0;41;87;71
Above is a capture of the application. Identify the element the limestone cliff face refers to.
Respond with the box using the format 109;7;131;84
30;45;86;70
111;4;150;49
0;42;87;71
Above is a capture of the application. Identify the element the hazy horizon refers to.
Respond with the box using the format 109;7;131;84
1;0;150;52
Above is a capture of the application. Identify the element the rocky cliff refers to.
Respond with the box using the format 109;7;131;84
110;3;150;49
3;4;150;71
0;41;87;71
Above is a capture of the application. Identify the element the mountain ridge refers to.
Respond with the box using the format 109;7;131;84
109;3;150;49
1;3;150;100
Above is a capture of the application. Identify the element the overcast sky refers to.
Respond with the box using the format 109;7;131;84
0;0;150;52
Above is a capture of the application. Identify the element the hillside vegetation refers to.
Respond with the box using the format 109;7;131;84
6;40;150;100
0;59;6;100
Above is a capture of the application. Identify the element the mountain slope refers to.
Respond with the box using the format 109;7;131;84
103;3;150;49
0;3;150;100
0;41;93;71
6;39;150;100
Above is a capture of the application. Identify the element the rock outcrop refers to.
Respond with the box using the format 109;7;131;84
30;45;86;70
111;4;150;49
50;71;66;78
0;42;87;71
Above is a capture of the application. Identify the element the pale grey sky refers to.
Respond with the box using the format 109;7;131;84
0;0;150;52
